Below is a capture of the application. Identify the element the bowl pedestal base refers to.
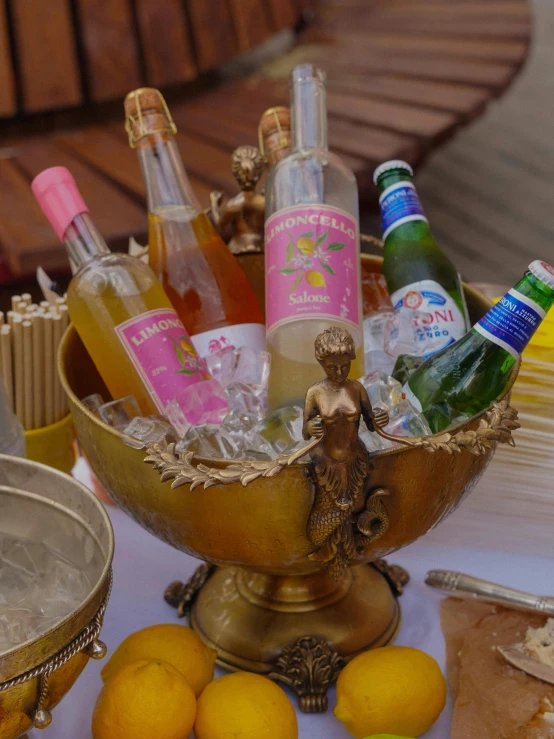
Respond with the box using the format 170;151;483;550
165;560;408;712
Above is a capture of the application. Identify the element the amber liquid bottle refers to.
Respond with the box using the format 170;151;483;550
125;88;265;357
259;106;292;169
32;167;208;416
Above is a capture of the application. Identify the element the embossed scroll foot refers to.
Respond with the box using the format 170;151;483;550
269;636;344;713
165;563;216;618
372;559;410;596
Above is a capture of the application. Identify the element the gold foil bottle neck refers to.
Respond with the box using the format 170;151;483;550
124;87;177;148
258;106;292;168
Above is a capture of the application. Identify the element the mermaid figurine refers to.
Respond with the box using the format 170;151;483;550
303;327;389;578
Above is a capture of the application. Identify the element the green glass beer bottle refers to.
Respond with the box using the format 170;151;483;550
404;260;554;432
374;160;470;356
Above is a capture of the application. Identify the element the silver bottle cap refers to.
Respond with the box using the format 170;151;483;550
373;160;413;185
528;260;554;289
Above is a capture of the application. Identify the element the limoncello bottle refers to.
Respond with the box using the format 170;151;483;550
264;64;363;410
125;88;265;357
404;261;554;432
32;167;207;416
375;160;470;357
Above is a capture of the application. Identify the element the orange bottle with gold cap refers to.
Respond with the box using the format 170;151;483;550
125;88;265;358
259;107;292;169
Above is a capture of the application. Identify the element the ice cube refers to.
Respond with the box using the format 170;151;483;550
1;539;39;577
364;349;395;376
0;535;92;650
47;559;91;600
205;346;271;391
165;398;191;438
166;380;229;437
241;431;278;460
359;371;403;411
1;609;31;646
0;565;31;608
233;346;271;390
226;382;267;422
202;348;270;427
223;410;274;459
122;416;175;448
391;354;425;385
185;425;243;459
174;406;269;459
99;396;140;429
204;346;237;387
359;417;394;453
384;309;432;358
40;560;91;619
384;400;432;437
250;406;304;455
359;425;387;453
221;409;260;434
362;272;395;318
363;313;387;353
81;393;104;416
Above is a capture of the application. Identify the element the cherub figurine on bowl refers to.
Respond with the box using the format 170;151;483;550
210;145;265;255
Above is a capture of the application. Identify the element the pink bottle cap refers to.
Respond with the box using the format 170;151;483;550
31;166;89;241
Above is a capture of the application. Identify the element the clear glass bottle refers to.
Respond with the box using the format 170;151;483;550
264;65;364;410
405;260;554;432
125;88;265;357
375;160;470;356
32;167;208;417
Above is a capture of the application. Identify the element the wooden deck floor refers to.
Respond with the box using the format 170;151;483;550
0;0;531;291
362;0;554;286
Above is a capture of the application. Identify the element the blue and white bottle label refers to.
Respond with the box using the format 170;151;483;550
379;181;428;240
475;288;545;358
391;280;467;356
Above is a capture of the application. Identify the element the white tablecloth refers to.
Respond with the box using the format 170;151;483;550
34;471;554;739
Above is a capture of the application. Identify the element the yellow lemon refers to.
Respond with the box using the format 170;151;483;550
92;658;196;739
101;623;216;697
194;671;298;739
297;237;315;254
334;646;446;738
306;270;326;288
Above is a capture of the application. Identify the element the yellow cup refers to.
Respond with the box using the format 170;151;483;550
25;414;77;475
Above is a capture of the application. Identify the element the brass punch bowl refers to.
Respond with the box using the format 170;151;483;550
58;253;519;710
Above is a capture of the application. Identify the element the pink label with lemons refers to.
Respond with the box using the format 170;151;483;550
115;308;207;413
265;205;359;335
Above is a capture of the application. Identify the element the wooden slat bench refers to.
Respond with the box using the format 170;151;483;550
0;0;530;294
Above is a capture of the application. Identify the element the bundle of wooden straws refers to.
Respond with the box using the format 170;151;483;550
0;294;69;430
